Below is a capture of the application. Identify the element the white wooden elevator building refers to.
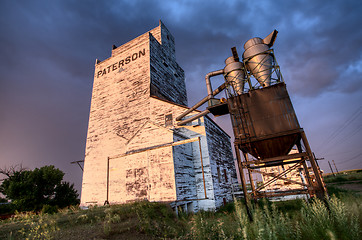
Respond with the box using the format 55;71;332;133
81;21;237;211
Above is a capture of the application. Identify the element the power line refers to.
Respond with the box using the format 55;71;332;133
322;149;358;157
317;106;362;154
338;124;362;142
326;107;361;146
343;152;362;163
322;124;362;154
320;106;361;149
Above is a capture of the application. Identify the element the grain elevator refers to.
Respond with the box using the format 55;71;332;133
80;21;237;212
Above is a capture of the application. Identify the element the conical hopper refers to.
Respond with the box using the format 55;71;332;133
224;56;245;95
242;31;278;88
243;38;273;87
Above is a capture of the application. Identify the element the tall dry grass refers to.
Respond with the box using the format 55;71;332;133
1;194;360;239
188;195;361;240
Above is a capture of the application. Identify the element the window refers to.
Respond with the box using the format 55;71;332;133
165;114;173;127
223;169;228;182
162;60;169;67
217;167;221;182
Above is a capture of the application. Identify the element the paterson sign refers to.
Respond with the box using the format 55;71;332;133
96;48;146;78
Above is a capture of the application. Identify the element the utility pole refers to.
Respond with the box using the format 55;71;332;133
332;160;339;174
328;161;335;177
313;153;325;167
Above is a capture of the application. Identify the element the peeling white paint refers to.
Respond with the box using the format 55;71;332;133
81;22;236;211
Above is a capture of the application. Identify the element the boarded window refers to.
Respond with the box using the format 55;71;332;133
165;114;173;127
223;169;228;182
217;167;221;182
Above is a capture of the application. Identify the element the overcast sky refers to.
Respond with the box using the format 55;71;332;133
1;0;361;193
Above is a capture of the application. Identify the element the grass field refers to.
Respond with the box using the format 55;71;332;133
1;171;361;239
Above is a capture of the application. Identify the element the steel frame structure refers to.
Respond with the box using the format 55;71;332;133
229;51;327;203
176;42;328;218
234;129;327;202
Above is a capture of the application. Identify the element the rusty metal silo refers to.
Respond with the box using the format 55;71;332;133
228;82;301;160
176;30;327;207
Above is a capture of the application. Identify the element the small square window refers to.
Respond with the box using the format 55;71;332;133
165;114;173;127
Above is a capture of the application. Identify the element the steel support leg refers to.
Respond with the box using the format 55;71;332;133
244;153;256;200
296;141;315;197
301;132;327;199
235;144;253;221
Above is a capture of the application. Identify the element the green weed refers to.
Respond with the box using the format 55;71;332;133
13;212;59;240
1;195;360;239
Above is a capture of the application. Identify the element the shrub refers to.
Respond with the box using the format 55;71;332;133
41;205;58;215
134;201;182;238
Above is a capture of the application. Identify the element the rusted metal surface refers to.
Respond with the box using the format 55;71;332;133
244;153;256;199
198;137;207;199
176;82;227;122
234;144;253;221
172;29;327;204
229;83;300;159
206;102;229;116
205;69;224;98
301;132;328;198
242;152;308;166
234;130;327;201
176;110;210;126
247;159;302;169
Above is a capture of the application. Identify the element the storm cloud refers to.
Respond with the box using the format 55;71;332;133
1;0;361;192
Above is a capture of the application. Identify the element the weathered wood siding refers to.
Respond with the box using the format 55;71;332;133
149;23;187;106
204;117;237;208
81;29;151;205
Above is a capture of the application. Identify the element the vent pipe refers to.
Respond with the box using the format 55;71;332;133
205;69;224;97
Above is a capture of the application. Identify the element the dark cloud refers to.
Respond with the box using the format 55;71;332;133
269;0;362;96
1;0;361;192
